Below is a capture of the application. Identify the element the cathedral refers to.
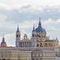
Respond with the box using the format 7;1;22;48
16;20;58;48
0;19;60;60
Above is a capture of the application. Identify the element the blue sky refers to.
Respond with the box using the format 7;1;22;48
0;0;60;46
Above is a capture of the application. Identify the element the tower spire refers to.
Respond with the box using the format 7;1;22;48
39;17;41;26
17;25;20;32
2;35;5;42
16;25;20;47
1;35;7;47
33;24;35;31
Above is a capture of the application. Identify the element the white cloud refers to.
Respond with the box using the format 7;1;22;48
19;20;37;29
0;15;7;21
0;0;60;11
5;33;15;46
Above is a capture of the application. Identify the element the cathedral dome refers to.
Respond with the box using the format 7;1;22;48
35;26;46;32
35;20;46;33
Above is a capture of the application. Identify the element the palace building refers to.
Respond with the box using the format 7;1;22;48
0;19;60;60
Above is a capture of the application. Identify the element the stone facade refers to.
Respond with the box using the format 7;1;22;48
0;47;58;60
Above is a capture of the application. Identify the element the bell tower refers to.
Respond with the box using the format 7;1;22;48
16;26;20;47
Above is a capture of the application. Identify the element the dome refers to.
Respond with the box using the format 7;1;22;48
35;20;46;33
1;36;7;47
35;26;46;32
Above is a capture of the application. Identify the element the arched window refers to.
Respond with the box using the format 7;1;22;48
37;44;39;47
17;35;18;37
32;34;34;37
40;43;43;47
45;43;47;47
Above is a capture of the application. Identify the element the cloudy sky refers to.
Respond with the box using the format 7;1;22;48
0;0;60;46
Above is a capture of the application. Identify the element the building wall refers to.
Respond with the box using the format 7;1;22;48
0;48;32;60
31;48;56;60
0;47;60;60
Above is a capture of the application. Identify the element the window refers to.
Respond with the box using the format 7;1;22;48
32;58;34;60
49;43;52;46
40;43;43;47
37;44;39;47
32;34;34;37
45;43;47;46
2;59;5;60
40;58;42;60
17;35;20;37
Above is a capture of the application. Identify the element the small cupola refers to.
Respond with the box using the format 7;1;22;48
1;36;7;47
